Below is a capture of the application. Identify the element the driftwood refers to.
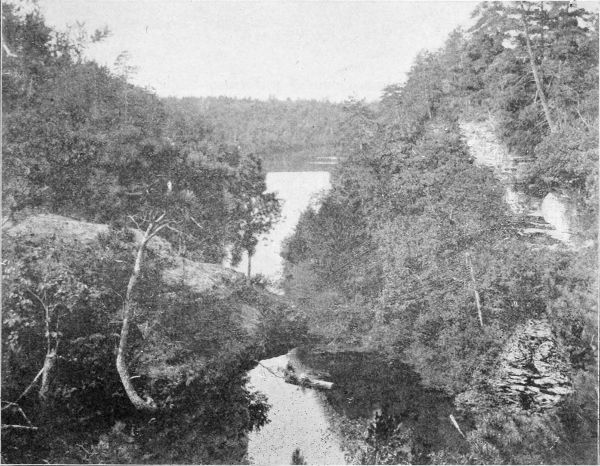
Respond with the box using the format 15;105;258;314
2;424;38;430
283;368;334;390
282;349;334;390
449;414;466;438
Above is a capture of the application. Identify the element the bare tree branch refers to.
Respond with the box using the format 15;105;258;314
189;215;204;231
163;224;185;236
465;253;484;328
3;367;44;406
1;32;18;57
576;107;593;131
1;401;34;426
127;215;141;231
2;424;38;430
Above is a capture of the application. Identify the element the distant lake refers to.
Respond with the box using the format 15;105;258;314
261;147;339;172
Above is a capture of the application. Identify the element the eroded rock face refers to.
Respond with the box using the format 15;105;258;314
459;120;585;248
493;319;573;411
540;192;576;244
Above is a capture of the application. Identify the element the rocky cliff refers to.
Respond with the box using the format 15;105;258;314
460;120;581;246
492;320;573;411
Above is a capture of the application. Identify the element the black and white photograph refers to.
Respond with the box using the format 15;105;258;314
1;0;598;464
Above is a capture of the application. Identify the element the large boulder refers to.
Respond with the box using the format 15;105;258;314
3;213;259;327
4;213;240;296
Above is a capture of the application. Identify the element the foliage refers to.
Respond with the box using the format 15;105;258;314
163;96;344;170
1;231;131;463
1;3;285;462
227;152;281;268
361;414;414;465
1;221;275;463
464;1;599;194
229;277;311;356
282;2;598;463
2;2;280;265
2;0;598;463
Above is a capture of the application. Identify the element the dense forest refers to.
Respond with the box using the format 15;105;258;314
1;2;307;463
282;2;598;464
162;96;344;171
2;0;598;464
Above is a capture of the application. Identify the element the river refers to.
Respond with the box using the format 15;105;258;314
236;171;345;464
247;354;347;464
237;170;348;464
241;170;460;464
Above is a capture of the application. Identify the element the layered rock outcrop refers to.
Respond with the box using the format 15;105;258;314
4;214;241;297
459;120;581;246
493;319;573;411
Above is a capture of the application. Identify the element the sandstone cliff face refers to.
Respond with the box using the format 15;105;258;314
493;319;573;411
459;120;580;246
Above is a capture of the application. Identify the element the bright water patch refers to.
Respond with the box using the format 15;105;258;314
229;171;331;282
247;354;347;464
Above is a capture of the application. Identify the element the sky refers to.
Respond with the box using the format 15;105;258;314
37;1;481;102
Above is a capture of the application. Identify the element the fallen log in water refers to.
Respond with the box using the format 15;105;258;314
284;370;334;390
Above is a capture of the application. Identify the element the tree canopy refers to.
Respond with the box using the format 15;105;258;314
283;2;598;463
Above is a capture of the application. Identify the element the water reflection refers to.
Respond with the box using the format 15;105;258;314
298;350;463;461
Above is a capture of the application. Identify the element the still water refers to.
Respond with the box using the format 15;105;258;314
231;171;331;282
242;170;348;464
247;351;458;464
247;354;347;464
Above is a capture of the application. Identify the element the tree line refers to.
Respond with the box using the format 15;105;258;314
163;96;345;170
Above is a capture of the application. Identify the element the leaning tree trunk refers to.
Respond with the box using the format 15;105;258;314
247;251;252;279
116;226;157;412
38;349;56;403
522;6;556;133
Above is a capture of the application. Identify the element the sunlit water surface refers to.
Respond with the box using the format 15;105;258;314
247;354;346;464
230;171;331;283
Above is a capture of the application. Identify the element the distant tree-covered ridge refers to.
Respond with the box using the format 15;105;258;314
283;1;598;463
162;96;346;171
